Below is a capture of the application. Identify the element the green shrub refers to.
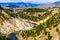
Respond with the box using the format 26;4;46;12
0;33;7;40
47;33;52;40
56;28;59;32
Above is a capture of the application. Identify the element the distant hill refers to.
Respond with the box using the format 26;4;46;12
1;1;60;8
36;1;60;9
0;2;45;8
54;1;60;5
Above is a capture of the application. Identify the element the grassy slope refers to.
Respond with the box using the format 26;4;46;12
0;7;60;40
16;8;60;40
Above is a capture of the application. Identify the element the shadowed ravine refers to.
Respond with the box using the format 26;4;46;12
7;32;18;40
7;30;21;40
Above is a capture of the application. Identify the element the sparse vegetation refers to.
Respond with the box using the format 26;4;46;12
47;33;52;40
4;8;15;17
0;33;7;40
18;9;52;22
56;28;59;32
45;13;60;28
0;6;60;40
24;8;48;12
20;9;60;39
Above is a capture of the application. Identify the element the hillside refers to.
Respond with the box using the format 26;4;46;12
16;7;60;40
0;6;60;40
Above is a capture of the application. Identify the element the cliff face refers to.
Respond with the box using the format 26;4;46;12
0;9;35;35
0;18;35;34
